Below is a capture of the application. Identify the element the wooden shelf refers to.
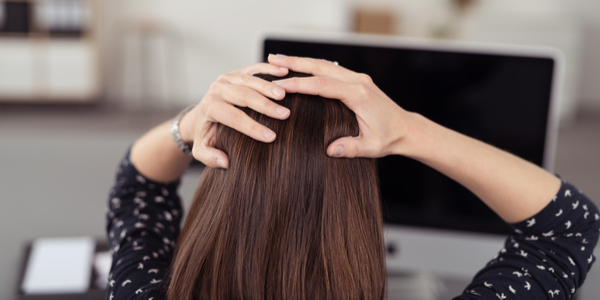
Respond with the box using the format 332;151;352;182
0;0;101;103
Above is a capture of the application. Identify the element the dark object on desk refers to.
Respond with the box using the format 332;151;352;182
15;239;108;300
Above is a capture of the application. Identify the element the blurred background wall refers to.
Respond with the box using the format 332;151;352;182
3;0;600;118
96;0;600;121
99;0;349;110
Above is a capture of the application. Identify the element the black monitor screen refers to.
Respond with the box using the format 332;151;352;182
263;38;555;235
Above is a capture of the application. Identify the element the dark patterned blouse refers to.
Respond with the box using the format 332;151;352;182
106;149;599;300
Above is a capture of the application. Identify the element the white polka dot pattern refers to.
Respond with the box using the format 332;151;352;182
454;179;600;299
105;149;182;300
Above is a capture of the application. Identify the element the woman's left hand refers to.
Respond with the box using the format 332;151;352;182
178;63;290;169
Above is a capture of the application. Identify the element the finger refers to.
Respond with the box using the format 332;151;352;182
272;76;356;103
193;143;229;169
327;136;370;158
240;62;289;77
220;73;287;101
268;54;356;82
189;122;228;168
220;83;290;119
209;101;277;143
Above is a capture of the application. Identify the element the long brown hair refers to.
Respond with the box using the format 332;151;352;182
168;72;385;300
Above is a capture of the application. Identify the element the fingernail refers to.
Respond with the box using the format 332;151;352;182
279;67;288;71
276;106;289;117
216;159;226;168
272;80;284;86
331;146;344;157
274;53;287;58
273;87;284;97
263;130;276;141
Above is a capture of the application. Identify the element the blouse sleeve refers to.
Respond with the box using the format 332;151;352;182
454;179;600;300
105;148;183;300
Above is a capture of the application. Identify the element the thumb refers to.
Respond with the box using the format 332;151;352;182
327;136;364;158
193;145;229;169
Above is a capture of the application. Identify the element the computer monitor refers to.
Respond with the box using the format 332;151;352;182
255;29;563;277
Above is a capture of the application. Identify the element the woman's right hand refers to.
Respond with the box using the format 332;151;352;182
267;54;416;159
178;63;290;169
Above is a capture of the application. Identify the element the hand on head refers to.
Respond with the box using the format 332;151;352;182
181;55;412;169
268;54;411;159
178;63;290;169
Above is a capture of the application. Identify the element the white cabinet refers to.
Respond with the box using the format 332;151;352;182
45;40;98;101
0;0;100;103
0;39;36;99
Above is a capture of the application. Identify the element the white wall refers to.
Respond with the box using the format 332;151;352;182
101;0;349;107
572;0;600;111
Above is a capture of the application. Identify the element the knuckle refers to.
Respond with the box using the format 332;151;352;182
258;62;271;69
248;122;264;136
264;81;277;94
238;88;255;104
208;80;222;93
280;55;293;63
192;145;201;156
192;146;205;161
228;68;242;75
316;59;329;69
313;76;328;88
240;74;252;86
288;77;299;85
197;98;211;115
201;105;216;121
358;73;373;84
281;77;299;89
353;83;369;97
228;111;243;126
347;143;359;158
261;97;276;109
247;121;258;132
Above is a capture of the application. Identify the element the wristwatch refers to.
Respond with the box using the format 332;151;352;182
170;104;196;155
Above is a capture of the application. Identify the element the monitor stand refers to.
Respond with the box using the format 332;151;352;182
384;225;507;278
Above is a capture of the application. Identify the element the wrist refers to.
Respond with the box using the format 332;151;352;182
388;110;426;157
178;106;196;145
399;112;456;167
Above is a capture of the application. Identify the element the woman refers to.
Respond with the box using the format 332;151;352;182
106;56;599;299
